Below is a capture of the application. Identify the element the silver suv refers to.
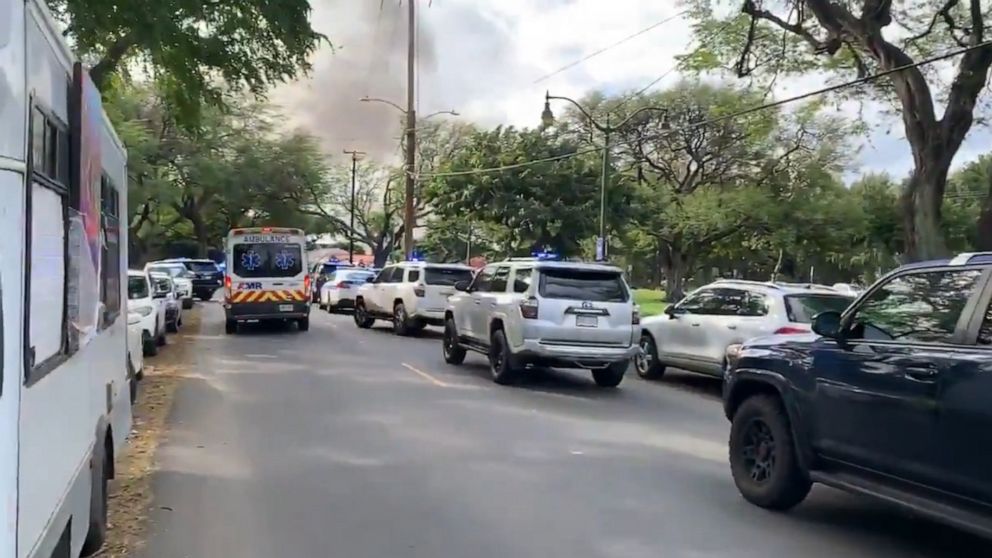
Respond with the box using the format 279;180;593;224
635;280;854;379
442;260;640;387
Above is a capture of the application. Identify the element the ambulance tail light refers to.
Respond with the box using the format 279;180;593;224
224;275;232;299
304;274;311;295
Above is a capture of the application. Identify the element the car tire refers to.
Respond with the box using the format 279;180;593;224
442;319;467;365
80;444;109;556
142;332;158;357
298;317;310;332
489;329;517;385
225;319;237;335
635;332;666;379
182;299;194;309
729;394;811;510
167;319;178;333
393;302;411;336
354;301;375;329
593;361;627;387
156;324;167;346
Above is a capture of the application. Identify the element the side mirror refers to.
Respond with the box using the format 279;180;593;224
811;311;843;338
454;280;470;292
664;305;683;317
365;276;375;283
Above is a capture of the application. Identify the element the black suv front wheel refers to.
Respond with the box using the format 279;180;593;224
729;394;811;510
489;330;517;385
442;319;466;364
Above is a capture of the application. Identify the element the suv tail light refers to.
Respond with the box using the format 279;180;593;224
775;326;809;335
520;297;539;319
632;307;641;325
414;285;425;297
336;281;349;289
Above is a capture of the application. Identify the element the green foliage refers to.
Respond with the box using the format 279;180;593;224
50;0;325;122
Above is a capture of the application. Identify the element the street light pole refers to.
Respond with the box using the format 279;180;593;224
343;149;366;265
542;92;669;261
403;0;417;260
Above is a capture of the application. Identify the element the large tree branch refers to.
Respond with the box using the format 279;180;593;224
742;0;840;55
89;32;137;89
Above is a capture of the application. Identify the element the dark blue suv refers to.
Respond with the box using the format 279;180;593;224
724;252;992;538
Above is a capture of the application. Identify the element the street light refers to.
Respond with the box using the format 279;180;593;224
359;96;459;259
542;91;669;261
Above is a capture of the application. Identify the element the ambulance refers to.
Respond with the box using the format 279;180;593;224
223;228;311;334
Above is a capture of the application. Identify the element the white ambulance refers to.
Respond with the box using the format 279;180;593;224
223;227;310;334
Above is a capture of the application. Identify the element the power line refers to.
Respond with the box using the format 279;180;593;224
532;10;688;85
420;40;992;179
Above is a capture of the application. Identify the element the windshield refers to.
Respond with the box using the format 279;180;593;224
425;267;473;286
149;265;191;278
233;243;303;278
337;270;375;282
785;294;854;323
538;268;629;302
128;276;149;299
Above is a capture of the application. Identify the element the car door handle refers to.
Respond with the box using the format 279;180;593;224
690;322;701;327
474;299;481;305
726;324;737;330
905;366;940;381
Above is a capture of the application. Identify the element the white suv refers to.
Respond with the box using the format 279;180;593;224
353;262;475;335
442;260;639;387
127;270;168;355
636;280;854;380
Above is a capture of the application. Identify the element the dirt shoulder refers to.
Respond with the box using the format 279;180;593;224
97;308;201;557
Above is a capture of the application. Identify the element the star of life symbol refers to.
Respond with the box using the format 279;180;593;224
275;250;296;271
241;250;262;271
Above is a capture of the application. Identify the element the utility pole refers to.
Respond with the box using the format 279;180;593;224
403;0;417;260
343;149;366;265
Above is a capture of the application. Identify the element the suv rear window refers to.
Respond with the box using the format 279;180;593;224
538;268;628;302
425;267;473;286
785;294;853;323
233;243;303;278
185;261;219;273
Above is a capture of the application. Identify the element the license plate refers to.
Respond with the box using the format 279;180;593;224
279;304;294;312
576;315;598;328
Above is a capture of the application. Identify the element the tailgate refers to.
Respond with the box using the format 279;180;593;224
536;268;634;346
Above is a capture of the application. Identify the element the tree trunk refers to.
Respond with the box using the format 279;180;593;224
977;176;992;251
189;212;209;258
660;244;688;303
902;148;954;261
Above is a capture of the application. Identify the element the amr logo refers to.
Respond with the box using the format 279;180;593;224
237;282;263;290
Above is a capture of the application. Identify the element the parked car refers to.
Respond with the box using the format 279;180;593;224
149;272;183;332
723;252;992;538
310;260;354;302
161;258;223;300
636;280;853;380
145;261;195;308
126;312;145;403
128;270;168;355
831;282;863;297
354;261;475;335
441;259;639;387
319;268;377;311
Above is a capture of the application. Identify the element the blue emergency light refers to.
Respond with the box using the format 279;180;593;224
531;249;560;261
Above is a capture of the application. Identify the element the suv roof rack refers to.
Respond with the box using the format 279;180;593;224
713;279;782;290
949;252;992;265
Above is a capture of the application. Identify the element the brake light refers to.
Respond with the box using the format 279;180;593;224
414;285;425;297
224;275;232;299
304;274;311;293
632;307;640;325
261;227;272;233
336;281;349;288
775;326;809;335
520;297;539;319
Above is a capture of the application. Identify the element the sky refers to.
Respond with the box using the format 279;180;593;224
273;0;992;180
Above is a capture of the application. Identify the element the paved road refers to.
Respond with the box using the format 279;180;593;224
139;303;991;558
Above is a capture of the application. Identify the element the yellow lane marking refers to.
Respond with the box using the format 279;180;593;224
401;362;449;388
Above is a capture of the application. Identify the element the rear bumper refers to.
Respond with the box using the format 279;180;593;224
225;301;310;321
515;339;639;367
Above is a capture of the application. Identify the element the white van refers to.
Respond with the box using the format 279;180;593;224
223;227;310;334
1;1;133;556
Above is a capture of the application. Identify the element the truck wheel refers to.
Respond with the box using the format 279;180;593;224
80;442;110;556
635;332;666;379
729;394;811;510
442;319;466;365
393;302;411;336
489;329;517;385
298;317;310;332
593;361;627;387
354;301;375;329
225;319;237;335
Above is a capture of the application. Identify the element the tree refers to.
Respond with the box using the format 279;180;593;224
612;82;850;300
49;0;325;120
948;154;992;249
683;0;992;260
424;126;604;257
